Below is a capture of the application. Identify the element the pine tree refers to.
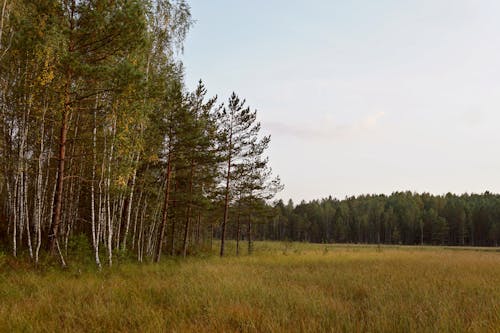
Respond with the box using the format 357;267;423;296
216;93;281;256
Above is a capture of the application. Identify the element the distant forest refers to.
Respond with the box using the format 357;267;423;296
254;192;500;247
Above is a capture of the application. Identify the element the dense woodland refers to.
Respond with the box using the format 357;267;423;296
0;0;282;267
260;193;500;247
0;1;498;269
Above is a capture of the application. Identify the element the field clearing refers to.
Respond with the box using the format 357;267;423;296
1;242;499;332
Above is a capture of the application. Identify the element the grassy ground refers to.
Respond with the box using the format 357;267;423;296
1;242;499;332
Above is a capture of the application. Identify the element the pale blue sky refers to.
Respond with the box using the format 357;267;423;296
183;0;500;202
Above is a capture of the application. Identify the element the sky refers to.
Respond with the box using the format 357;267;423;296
182;0;500;202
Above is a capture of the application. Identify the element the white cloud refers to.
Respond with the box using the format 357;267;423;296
264;112;386;141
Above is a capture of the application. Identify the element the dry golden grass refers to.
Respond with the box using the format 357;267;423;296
1;242;499;332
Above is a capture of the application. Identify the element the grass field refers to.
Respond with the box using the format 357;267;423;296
1;242;499;332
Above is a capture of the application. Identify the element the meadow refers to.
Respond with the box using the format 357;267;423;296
1;242;499;332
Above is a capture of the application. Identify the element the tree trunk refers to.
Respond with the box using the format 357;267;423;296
131;188;144;251
154;148;172;262
137;200;148;262
247;217;253;255
0;0;9;59
115;194;125;250
420;221;424;245
91;105;101;268
182;161;195;257
209;223;213;251
11;177;16;257
49;102;69;258
121;153;139;251
195;212;201;247
236;210;241;256
104;116;116;266
23;171;33;259
34;113;45;264
220;138;232;257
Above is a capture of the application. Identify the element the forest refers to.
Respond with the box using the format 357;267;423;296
0;0;498;271
261;192;500;247
0;0;281;267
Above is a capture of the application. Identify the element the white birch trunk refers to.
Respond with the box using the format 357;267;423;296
106;116;116;266
121;155;138;251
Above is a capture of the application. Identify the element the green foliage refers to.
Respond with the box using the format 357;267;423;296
67;234;91;256
266;192;500;247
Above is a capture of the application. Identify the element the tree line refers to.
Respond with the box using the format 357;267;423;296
1;1;496;270
260;192;500;247
0;0;281;267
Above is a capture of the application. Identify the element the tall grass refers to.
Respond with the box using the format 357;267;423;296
0;242;499;332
